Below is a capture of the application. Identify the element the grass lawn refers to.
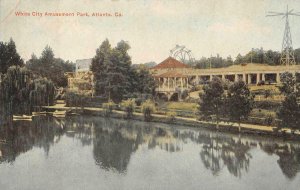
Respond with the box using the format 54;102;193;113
250;108;276;118
160;101;198;111
249;85;280;93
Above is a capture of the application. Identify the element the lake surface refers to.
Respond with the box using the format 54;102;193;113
0;116;300;190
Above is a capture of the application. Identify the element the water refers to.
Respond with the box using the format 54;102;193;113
0;116;299;190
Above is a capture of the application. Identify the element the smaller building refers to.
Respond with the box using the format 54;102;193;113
65;59;94;96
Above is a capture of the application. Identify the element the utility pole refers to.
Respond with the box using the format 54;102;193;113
266;5;299;66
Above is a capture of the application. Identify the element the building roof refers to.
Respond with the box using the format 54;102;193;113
76;58;92;72
155;70;187;78
151;57;189;69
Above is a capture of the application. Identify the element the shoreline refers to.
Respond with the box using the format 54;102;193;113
42;104;300;140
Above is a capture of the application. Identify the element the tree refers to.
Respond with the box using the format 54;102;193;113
26;46;75;87
227;80;254;131
135;65;156;95
277;72;300;132
279;72;300;96
0;66;55;115
90;39;112;96
198;77;225;128
277;94;300;132
0;38;24;74
91;40;155;103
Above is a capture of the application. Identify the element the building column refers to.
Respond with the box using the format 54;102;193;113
167;77;170;90
196;75;199;85
181;77;183;90
235;74;238;82
174;77;176;89
248;74;251;84
256;73;260;84
262;73;265;81
243;73;246;82
276;73;281;84
210;75;213;81
222;74;225;80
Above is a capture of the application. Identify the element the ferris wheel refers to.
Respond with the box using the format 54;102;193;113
170;45;195;64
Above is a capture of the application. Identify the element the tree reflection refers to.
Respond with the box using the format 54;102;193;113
0;117;64;163
1;116;300;180
261;143;300;179
198;133;251;177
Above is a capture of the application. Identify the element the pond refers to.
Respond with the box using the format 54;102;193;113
0;116;299;190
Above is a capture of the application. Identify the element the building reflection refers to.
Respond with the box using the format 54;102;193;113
0;116;299;179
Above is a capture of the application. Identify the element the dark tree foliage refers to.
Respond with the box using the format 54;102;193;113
135;65;156;95
90;39;112;97
90;39;156;103
278;72;300;96
277;72;300;131
26;45;75;87
277;94;300;131
194;54;233;69
0;38;24;74
0;66;55;115
198;77;225;127
227;80;254;130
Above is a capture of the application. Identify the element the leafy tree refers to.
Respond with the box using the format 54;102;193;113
279;72;300;96
93;40;130;103
277;94;300;132
0;38;24;74
227;81;254;131
90;39;112;96
26;46;75;87
277;72;300;131
135;65;156;95
91;39;156;103
198;77;225;128
0;66;55;115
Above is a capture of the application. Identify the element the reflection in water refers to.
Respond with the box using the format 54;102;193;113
0;116;300;180
199;134;251;177
261;143;300;179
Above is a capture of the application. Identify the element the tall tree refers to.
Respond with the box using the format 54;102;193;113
26;46;74;87
278;72;300;96
277;72;300;132
227;80;254;131
198;77;225;128
0;38;24;74
277;94;300;132
134;65;156;95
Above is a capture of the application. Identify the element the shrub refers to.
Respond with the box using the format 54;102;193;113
102;101;114;117
254;101;280;111
264;114;275;126
121;99;136;119
141;99;156;121
65;91;88;107
166;111;177;122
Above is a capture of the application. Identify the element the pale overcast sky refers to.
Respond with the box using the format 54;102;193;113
1;0;300;64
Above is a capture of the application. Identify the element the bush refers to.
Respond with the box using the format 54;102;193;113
254;101;280;110
264;114;275;126
102;101;114;117
65;91;88;107
141;99;156;121
166;111;176;122
121;99;136;119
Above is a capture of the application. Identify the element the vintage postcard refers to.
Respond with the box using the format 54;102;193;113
0;0;300;190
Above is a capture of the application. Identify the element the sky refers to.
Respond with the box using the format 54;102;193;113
1;0;300;64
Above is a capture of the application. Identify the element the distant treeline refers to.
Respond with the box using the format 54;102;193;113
193;48;300;69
